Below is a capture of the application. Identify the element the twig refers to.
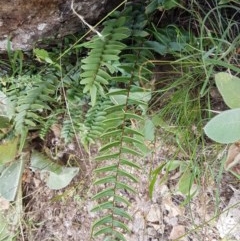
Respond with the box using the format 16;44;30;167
71;0;103;39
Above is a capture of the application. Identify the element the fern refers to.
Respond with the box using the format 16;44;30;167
80;16;130;106
6;75;56;135
78;98;111;148
81;3;154;240
91;92;147;240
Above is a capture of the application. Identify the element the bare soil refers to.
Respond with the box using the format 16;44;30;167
16;137;240;241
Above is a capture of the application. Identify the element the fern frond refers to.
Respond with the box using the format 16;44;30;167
80;17;130;106
79;98;111;147
91;95;150;240
5;75;56;135
89;3;155;240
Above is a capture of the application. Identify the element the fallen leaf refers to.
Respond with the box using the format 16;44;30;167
163;195;184;217
225;142;240;174
169;225;185;240
146;204;162;223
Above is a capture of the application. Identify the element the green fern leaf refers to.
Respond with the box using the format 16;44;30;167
121;147;142;156
118;169;138;182
80;17;130;106
101;130;122;138
93;176;116;185
99;141;121;152
91;201;114;212
95;165;118;173
115;182;136;193
120;158;141;169
113;195;130;206
92;188;114;200
95;153;120;161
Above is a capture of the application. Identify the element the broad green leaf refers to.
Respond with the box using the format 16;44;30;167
0;155;25;201
30;151;79;189
0;190;22;241
215;72;240;108
128;98;148;107
129;90;152;104
102;54;120;61
104;104;125;113
82;57;101;64
204;109;240;144
177;169;197;196
144;118;155;141
0;137;18;165
133;134;151;155
31;151;61;173
145;41;167;55
81;63;99;70
0;91;10;117
110;94;127;105
34;48;49;60
164;160;181;171
47;167;79;190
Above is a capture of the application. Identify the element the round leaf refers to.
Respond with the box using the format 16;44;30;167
204;109;240;144
215;72;240;108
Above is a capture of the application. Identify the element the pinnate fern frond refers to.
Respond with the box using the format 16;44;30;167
6;75;56;135
79;98;111;147
79;3;154;240
91;87;150;240
80;17;130;106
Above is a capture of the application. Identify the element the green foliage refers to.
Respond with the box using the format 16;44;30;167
204;73;240;144
79;98;110;148
0;155;25;201
1;0;239;239
80;17;130;106
146;25;192;55
215;72;240;109
31;151;79;190
204;109;240;144
145;0;179;14
74;3;155;239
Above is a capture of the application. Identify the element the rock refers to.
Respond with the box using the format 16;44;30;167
216;187;240;240
0;0;122;51
146;204;162;223
168;225;185;240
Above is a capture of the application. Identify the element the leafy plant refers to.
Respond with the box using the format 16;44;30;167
82;5;154;239
204;72;240;144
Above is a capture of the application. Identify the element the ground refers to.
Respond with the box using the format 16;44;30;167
6;136;238;241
